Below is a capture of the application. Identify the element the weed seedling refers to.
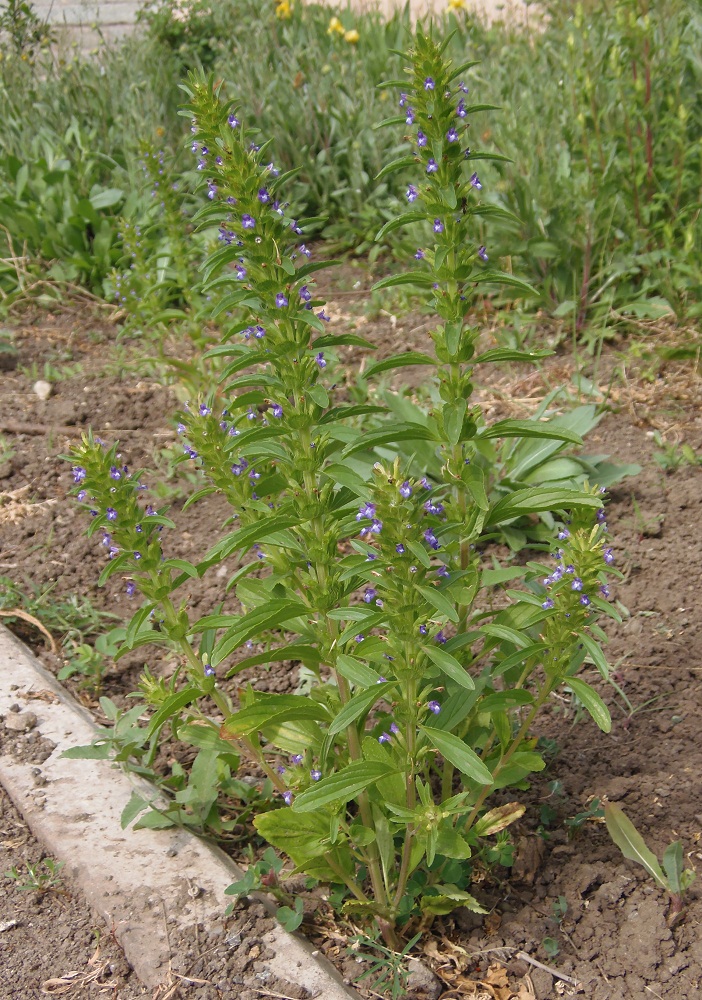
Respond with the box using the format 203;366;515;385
5;858;65;893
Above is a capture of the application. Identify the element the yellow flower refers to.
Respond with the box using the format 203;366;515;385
448;0;467;9
327;16;344;36
275;0;292;19
344;28;360;44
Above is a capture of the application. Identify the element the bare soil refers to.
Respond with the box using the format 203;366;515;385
1;289;701;999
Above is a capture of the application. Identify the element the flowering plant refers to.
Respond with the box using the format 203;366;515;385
68;35;618;944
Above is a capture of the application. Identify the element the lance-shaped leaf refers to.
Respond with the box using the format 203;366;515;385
420;726;492;785
567;677;612;732
485;487;602;527
292;761;398;813
604;803;666;889
422;645;474;690
472;802;526;837
364;352;435;379
222;695;331;737
328;682;397;736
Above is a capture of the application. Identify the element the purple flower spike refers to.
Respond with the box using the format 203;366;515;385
399;92;408;107
470;172;482;190
275;292;289;308
424;499;444;515
283;791;293;806
399;480;412;498
417;130;428;147
315;352;326;369
241;214;256;229
370;518;383;534
357;502;376;520
109;466;121;480
406;184;419;202
378;733;392;744
596;508;606;523
235;264;247;280
600;584;611;598
427;700;441;715
424;528;440;550
424;77;435;90
478;245;488;262
603;547;615;565
542;598;555;610
228;114;240;128
363;588;377;604
433;219;444;234
572;577;583;591
447;127;459;142
427;158;438;174
310;769;322;782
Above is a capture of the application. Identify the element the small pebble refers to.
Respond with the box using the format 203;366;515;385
33;380;53;401
4;711;37;732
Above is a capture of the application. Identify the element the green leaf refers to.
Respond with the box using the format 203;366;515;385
604;803;666;889
422;645;474;690
307;384;329;408
224;644;321;678
491;642;549;678
473;348;552;364
579;633;610;680
662;841;684;895
121;791;149;829
435;826;473;860
328;682;396;736
479;690;534;713
371;272;435;291
375;212;426;242
473;270;536;296
254;809;335;868
420;726;492;784
443;399;466;446
375;155;418;182
223;696;330;736
416;585;460;623
146;687;202;739
364;352;435;379
292;761;398;813
486;487;601;527
567;677;612;732
336;654;381;687
480;419;583;445
480;624;531;649
341;422;435;458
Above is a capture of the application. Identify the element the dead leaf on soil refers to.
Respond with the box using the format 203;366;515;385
0;485;57;526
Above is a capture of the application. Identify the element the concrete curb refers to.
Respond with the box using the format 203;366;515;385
0;625;357;998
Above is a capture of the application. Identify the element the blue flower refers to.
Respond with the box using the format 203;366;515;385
424;77;435;90
283;791;293;806
407;184;419;202
470;172;482;189
272;403;283;418
106;507;117;521
235;264;247;280
433;219;444;234
600;584;611;598
204;664;215;677
580;595;591;606
447;127;459;142
258;188;270;203
199;404;211;416
363;588;377;603
399;480;412;498
424;529;440;550
228;114;240;128
557;528;570;540
76;490;87;502
399;92;408;107
435;631;447;644
603;547;615;565
419;624;428;635
275;292;289;307
596;508;606;523
354;634;364;643
241;214;256;229
378;733;392;744
427;700;441;714
357;502;376;520
390;722;400;735
542;598;555;610
291;754;303;765
255;325;266;339
419;477;431;489
414;248;425;260
299;285;312;302
456;99;467;118
396;543;405;554
572;577;583;591
478;245;488;262
424;499;444;515
207;181;217;200
426;158;438;174
417;131;428;147
405;108;415;125
315;352;326;369
109;466;121;480
370;518;383;534
125;581;136;597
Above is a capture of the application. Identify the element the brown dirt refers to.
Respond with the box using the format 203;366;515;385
1;291;702;999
